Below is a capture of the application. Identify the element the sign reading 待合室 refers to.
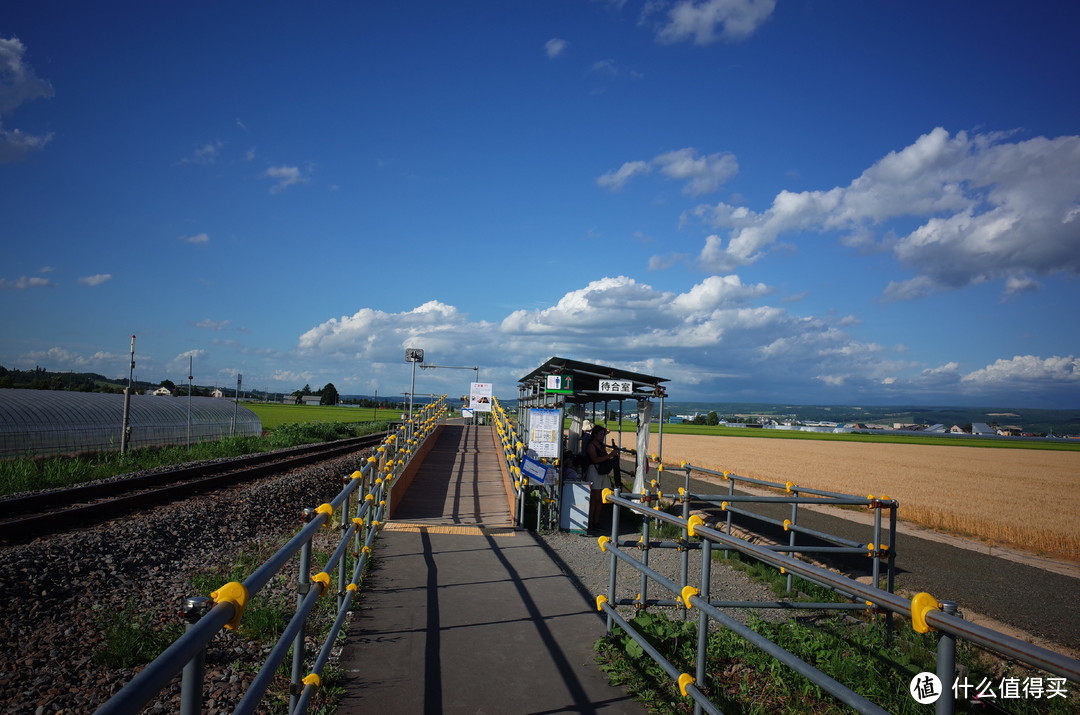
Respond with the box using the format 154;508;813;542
599;380;633;394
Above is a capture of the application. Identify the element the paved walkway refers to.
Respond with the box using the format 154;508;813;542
336;423;644;714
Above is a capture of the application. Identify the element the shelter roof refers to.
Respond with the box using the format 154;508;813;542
517;356;668;403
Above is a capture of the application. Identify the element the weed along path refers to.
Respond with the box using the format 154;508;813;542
647;433;1080;654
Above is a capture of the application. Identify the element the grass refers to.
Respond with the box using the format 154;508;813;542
93;600;184;668
186;539;351;712
597;608;1075;714
243;402;403;430
0;419;394;498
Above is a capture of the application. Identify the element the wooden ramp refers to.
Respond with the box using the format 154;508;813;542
335;423;643;714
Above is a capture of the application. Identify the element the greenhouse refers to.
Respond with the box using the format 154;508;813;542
0;389;262;458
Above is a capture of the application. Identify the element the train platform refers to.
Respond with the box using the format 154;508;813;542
335;422;644;714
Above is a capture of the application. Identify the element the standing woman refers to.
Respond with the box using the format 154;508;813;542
585;425;619;528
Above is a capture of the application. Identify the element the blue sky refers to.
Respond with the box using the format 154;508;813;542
2;1;1078;407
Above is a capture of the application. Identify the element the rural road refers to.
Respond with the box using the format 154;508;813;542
655;470;1079;655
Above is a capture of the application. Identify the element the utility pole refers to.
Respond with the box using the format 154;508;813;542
120;335;136;456
186;355;193;447
231;373;242;435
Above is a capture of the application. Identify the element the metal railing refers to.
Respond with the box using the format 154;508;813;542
595;480;1080;714
491;397;529;526
97;398;448;714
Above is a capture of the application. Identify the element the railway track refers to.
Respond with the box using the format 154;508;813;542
0;433;386;542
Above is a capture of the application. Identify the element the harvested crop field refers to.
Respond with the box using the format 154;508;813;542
648;434;1080;561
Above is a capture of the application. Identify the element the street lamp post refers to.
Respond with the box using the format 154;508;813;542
404;348;424;427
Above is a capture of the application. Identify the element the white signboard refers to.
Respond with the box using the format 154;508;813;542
528;407;561;458
405;347;424;362
469;382;493;412
599;379;634;394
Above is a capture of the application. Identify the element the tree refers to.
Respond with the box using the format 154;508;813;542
320;383;340;406
707;411;719;426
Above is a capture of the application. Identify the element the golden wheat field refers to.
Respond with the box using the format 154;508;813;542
647;434;1080;561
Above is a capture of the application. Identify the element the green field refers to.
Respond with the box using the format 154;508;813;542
243;403;406;429
589;420;1080;451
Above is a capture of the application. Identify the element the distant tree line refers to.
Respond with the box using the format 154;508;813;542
0;365;129;393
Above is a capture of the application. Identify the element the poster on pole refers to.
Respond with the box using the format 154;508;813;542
528;407;561;458
469;382;493;412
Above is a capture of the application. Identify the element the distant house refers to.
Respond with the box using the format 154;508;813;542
949;425;967;434
301;396;321;406
924;424;946;433
971;422;995;436
152;386;172;397
210;389;224;398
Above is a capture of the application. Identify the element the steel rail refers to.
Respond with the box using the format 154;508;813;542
0;433;385;540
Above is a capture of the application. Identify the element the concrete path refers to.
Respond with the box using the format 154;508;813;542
336;424;644;714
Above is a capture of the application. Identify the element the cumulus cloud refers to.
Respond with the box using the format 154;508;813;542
654;148;738;196
689;128;1080;299
0;275;51;289
76;274;112;287
656;0;777;45
298;300;493;363
598;148;737;195
180;232;210;245
263;165;309;193
295;277;893;400
272;370;314;383
597;160;652;191
545;38;569;58
0;37;54;162
962;355;1080;390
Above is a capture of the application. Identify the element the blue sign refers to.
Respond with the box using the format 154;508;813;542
521;455;549;484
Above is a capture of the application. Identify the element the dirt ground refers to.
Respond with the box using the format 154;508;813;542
642;433;1080;560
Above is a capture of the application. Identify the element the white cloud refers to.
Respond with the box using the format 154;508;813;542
654;148;738;196
272;370;314;383
263;165;309;193
196;318;232;330
656;0;777;45
690;128;1080;299
0;37;55;161
180;232;210;245
0;37;54;112
16;347;124;373
598;147;737;195
962;355;1080;389
0;125;54;162
596;160;652;191
0;275;51;289
76;274;112;287
171;349;207;371
545;38;569;58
